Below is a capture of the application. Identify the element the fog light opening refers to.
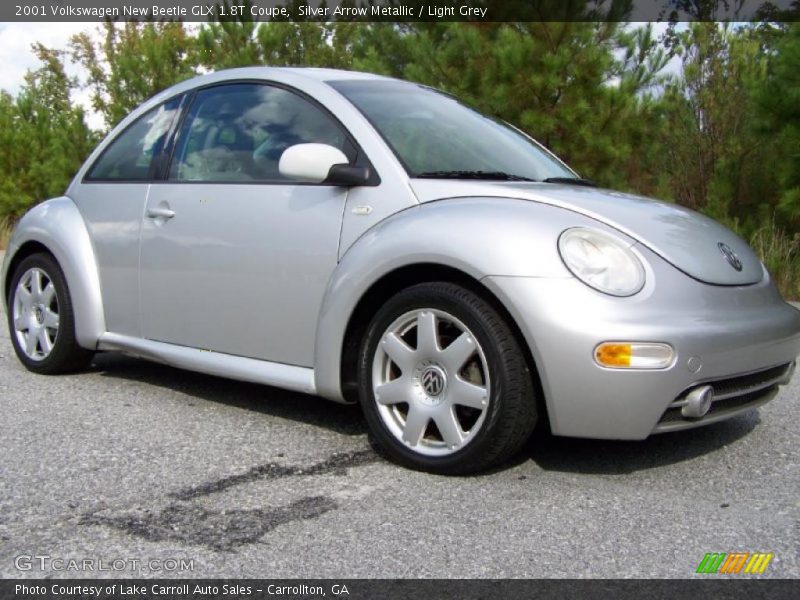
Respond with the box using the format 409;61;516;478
682;385;714;419
594;342;675;370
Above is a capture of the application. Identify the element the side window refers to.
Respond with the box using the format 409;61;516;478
169;83;356;182
87;98;180;181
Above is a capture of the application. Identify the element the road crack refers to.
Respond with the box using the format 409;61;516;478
170;449;378;501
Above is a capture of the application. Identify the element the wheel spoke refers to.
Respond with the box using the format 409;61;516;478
450;377;489;410
416;311;439;354
29;269;43;298
38;329;53;355
41;282;56;307
402;406;429;446
382;332;416;371
440;332;476;373
374;377;410;406
43;309;60;329
434;407;464;447
25;331;38;356
14;315;28;332
16;285;33;310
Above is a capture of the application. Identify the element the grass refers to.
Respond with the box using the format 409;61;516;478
0;220;10;251
749;223;800;301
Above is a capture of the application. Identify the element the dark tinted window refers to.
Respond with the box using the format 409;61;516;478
169;83;356;182
88;98;180;181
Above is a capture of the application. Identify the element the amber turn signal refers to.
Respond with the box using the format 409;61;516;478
595;342;674;369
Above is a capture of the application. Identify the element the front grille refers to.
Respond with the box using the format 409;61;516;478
705;363;792;399
654;362;793;430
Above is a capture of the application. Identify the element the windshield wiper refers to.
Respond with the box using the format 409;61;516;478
541;177;597;187
415;170;536;182
414;171;597;186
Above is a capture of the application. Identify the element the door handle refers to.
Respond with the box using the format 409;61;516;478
146;207;176;219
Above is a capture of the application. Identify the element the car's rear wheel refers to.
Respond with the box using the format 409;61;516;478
7;253;93;374
358;282;537;474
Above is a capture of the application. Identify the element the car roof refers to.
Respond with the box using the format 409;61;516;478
274;67;394;82
142;66;399;111
184;66;394;87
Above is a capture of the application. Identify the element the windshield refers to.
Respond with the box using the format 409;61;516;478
330;79;576;181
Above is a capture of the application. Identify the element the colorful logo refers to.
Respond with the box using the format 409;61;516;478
696;552;773;574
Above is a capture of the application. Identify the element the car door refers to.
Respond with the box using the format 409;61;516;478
71;97;181;337
139;82;355;367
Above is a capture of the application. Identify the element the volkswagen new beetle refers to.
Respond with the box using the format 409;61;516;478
3;68;800;473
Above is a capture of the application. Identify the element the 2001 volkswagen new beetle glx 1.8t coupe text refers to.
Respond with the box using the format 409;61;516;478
3;68;800;473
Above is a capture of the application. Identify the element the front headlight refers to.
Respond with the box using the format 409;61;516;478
558;228;645;296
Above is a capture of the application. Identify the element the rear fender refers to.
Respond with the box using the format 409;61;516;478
2;197;105;349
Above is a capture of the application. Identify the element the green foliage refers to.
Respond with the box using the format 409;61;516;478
195;1;261;69
754;22;800;228
748;219;800;299
256;22;352;67
0;219;10;249
0;45;96;223
659;23;769;220
70;22;196;128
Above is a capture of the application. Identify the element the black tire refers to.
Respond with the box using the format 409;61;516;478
6;252;94;374
357;282;537;474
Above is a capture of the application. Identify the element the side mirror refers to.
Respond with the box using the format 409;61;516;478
278;143;369;186
326;164;371;186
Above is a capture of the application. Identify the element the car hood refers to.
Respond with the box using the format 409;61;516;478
409;180;763;286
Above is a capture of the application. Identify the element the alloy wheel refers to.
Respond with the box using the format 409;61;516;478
12;267;60;361
371;308;491;456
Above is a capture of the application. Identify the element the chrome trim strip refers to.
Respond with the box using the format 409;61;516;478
97;333;316;395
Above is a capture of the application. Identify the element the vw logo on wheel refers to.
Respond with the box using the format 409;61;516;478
718;242;743;271
421;366;446;397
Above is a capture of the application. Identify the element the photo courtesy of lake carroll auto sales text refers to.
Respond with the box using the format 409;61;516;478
14;583;352;596
0;0;799;598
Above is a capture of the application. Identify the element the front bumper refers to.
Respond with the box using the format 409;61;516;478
483;249;800;440
652;361;794;433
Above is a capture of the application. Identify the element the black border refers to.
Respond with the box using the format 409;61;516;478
2;578;797;599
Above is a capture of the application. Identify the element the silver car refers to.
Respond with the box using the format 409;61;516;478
3;67;800;473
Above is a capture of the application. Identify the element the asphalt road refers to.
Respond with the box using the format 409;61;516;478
0;263;798;579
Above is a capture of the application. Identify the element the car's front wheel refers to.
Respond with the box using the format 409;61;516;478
7;253;94;374
358;282;537;474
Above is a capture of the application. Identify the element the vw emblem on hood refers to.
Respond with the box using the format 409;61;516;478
718;242;743;272
421;366;446;397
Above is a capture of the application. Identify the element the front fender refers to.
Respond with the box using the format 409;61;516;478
2;197;105;349
313;196;621;401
